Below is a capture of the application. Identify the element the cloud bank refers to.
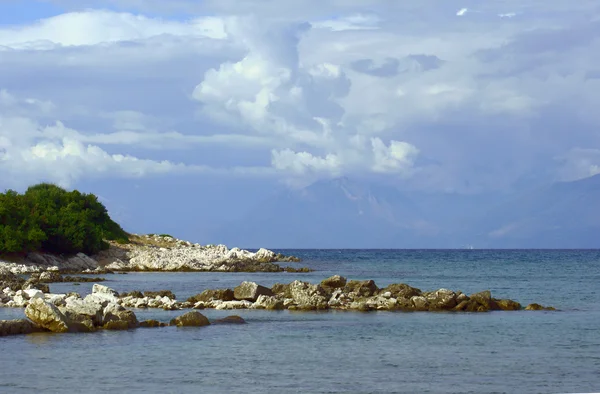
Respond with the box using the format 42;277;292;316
1;1;599;192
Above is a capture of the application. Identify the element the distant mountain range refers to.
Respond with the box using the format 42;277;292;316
214;175;600;249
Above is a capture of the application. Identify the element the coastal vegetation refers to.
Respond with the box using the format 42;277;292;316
0;183;129;255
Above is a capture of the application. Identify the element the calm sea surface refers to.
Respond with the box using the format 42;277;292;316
1;250;599;393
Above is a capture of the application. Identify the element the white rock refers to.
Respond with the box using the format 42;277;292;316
214;300;252;310
24;289;44;300
45;294;67;306
12;294;28;307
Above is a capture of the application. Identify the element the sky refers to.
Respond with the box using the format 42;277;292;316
1;0;600;243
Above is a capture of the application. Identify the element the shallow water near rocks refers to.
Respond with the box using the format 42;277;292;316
1;249;600;393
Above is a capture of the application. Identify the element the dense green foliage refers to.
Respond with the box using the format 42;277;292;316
0;183;129;255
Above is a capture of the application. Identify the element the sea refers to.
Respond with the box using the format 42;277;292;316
1;249;599;394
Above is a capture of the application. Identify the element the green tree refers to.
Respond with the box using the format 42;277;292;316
0;183;129;255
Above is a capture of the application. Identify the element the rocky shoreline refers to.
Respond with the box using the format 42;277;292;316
0;234;306;274
1;271;555;337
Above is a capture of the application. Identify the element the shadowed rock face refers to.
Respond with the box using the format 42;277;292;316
234;282;274;302
0;319;45;337
187;289;235;304
25;297;72;333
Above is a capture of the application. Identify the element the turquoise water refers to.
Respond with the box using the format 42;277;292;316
1;250;600;393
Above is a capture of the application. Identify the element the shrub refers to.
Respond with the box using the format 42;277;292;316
0;183;129;255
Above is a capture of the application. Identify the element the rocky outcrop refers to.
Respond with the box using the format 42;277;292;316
1;234;304;274
157;277;553;313
0;253;99;274
93;234;303;273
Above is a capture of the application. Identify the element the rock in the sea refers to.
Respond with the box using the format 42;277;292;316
212;315;246;325
143;290;176;299
411;296;429;311
187;289;235;303
320;275;347;291
84;284;120;307
39;271;63;283
139;320;167;328
234;281;274;302
25;297;73;333
425;289;458;310
525;303;556;311
65;298;104;326
102;303;138;330
469;290;499;311
0;268;26;292
214;300;253;310
0;319;46;336
252;295;284;310
381;283;422;300
496;299;522;311
170;311;210;327
344;280;379;297
288;280;329;310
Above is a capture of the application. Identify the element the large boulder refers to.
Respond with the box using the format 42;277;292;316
0;319;46;336
187;289;235;303
271;283;291;297
320;275;347;292
102;303;138;330
0;268;25;292
252;295;285;310
65;298;104;326
39;271;63;283
170;311;210;327
25;297;74;333
84;284;120;306
425;289;458;310
410;296;429;311
234;281;273;302
469;290;499;311
496;299;522;311
381;283;422;300
288;280;328;310
344;280;379;298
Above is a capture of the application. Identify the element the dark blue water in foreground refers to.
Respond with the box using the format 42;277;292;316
1;250;600;393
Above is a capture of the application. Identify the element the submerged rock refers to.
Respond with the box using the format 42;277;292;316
212;315;246;325
0;319;46;336
525;303;556;311
139;320;167;328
